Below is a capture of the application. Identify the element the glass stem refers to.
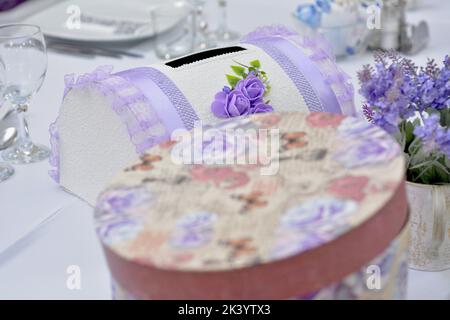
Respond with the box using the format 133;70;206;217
217;0;228;34
15;103;33;155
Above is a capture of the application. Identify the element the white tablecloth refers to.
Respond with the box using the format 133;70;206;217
0;0;449;299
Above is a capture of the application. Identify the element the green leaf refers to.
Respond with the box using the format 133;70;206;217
264;84;271;96
413;165;434;184
404;152;411;169
412;118;421;125
226;74;241;88
232;60;250;68
404;120;415;147
409;159;435;170
409;147;429;168
250;60;261;68
432;158;450;175
230;65;246;77
439;108;450;127
396;121;406;151
408;137;422;157
444;156;450;168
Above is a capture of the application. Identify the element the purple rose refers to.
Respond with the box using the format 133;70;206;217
211;89;251;118
235;75;265;102
250;101;274;114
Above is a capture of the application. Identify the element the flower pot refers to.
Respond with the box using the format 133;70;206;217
406;182;450;271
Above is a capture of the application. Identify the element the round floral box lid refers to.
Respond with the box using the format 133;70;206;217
95;112;408;299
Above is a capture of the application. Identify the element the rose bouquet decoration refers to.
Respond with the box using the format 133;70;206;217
211;60;273;119
359;51;450;184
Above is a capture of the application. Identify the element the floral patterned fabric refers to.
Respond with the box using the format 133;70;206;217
95;112;405;273
111;226;409;300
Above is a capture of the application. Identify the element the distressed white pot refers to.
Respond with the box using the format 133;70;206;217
407;182;450;271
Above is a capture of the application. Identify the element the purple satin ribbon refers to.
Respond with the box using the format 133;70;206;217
117;67;188;133
244;37;342;114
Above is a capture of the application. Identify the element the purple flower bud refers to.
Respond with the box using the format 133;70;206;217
250;101;274;114
414;113;450;157
235;75;266;103
211;89;251;118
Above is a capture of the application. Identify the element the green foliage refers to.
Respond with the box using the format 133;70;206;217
226;74;241;88
230;65;246;78
250;60;261;68
397;118;450;184
225;60;269;95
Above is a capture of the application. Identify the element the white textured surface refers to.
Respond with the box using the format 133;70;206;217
58;87;138;205
0;201;111;300
0;0;448;300
152;43;309;126
57;44;310;204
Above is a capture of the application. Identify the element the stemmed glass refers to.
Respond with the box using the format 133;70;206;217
0;24;49;164
191;0;216;50
213;0;239;43
0;56;14;182
153;1;216;60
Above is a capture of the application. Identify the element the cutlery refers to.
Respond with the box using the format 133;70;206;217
46;40;144;58
47;42;120;59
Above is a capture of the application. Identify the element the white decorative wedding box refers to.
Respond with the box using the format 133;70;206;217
49;27;355;204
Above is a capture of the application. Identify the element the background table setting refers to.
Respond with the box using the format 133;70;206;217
0;0;449;299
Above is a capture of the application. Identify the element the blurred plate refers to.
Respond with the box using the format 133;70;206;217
22;0;182;43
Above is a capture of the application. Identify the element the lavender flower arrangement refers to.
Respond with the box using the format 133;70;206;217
211;60;273;119
359;51;450;184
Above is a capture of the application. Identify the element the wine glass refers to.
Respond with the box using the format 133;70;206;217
0;24;50;164
213;0;239;43
153;1;195;60
0;52;14;182
191;0;216;51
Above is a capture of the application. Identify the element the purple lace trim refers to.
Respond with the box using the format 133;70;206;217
48;65;169;183
241;25;299;42
48;121;59;182
242;25;355;115
289;32;355;115
142;67;199;130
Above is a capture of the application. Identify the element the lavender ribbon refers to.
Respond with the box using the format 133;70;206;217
118;67;199;131
117;67;186;133
244;36;342;114
49;66;170;182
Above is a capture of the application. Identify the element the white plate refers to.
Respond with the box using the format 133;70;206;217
22;0;182;43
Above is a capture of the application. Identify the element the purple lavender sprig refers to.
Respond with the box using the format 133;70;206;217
414;114;450;158
359;52;450;184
